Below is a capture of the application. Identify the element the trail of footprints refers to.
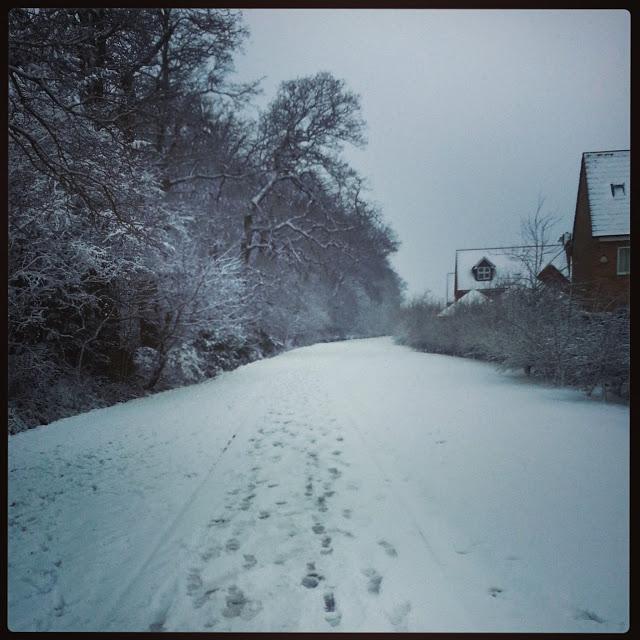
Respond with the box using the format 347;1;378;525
175;409;605;632
297;423;404;628
177;407;402;630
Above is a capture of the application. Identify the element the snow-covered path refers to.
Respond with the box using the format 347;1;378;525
8;338;629;632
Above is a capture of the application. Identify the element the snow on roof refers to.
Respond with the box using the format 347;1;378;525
546;245;570;275
583;150;630;237
438;288;488;316
455;245;567;292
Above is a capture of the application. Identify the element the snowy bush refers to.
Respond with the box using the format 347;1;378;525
163;344;206;387
396;287;629;401
132;347;161;387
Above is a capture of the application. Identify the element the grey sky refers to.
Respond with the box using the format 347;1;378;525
231;9;630;301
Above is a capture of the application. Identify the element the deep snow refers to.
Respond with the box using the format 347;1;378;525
7;338;629;632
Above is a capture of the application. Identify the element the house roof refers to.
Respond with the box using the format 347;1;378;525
583;150;630;237
455;245;568;292
473;257;495;269
438;289;488;316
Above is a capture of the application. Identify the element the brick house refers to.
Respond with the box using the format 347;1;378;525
569;149;630;310
453;244;569;302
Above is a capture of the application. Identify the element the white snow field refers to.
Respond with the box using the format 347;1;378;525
8;337;629;632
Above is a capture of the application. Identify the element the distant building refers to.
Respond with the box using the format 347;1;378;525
569;149;630;309
452;244;569;302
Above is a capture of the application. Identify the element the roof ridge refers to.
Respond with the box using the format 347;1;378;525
583;149;629;156
456;244;563;252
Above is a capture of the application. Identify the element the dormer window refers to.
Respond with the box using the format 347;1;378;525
611;183;626;198
472;258;495;282
476;266;492;281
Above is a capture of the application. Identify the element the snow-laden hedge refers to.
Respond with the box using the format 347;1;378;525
396;289;629;401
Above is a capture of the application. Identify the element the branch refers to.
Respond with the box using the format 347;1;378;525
167;172;248;188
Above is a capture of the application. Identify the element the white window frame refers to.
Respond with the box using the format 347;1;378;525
617;246;630;275
476;265;493;281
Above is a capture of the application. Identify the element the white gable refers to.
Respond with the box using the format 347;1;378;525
583;150;630;237
456;245;567;292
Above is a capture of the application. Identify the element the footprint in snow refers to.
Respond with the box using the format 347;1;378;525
52;593;65;618
363;568;383;594
222;585;263;620
387;601;412;630
193;586;219;609
186;569;203;595
324;591;342;627
324;591;336;612
312;523;325;534
301;562;324;589
378;540;398;557
225;538;241;552
243;554;257;569
201;545;221;562
258;510;270;520
488;586;504;598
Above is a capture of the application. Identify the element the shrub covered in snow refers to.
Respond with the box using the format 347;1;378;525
396;288;629;401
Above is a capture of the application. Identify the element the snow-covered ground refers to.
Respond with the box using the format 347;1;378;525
8;337;629;632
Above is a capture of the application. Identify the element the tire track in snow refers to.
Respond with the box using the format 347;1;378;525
99;420;247;630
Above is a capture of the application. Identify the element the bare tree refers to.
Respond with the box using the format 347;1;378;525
508;195;562;290
241;72;366;264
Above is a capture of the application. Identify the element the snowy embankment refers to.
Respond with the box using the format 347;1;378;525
8;337;629;632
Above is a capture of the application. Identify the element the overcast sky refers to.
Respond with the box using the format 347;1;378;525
231;9;630;301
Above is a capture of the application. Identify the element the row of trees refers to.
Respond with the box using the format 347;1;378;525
9;8;404;432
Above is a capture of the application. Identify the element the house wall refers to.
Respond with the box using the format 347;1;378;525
571;161;594;288
571;159;630;309
586;238;629;308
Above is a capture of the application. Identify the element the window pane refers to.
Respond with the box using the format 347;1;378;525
617;247;630;274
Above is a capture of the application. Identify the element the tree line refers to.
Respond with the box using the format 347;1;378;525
8;8;404;432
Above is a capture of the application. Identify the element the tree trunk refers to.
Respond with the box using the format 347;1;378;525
146;352;168;390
